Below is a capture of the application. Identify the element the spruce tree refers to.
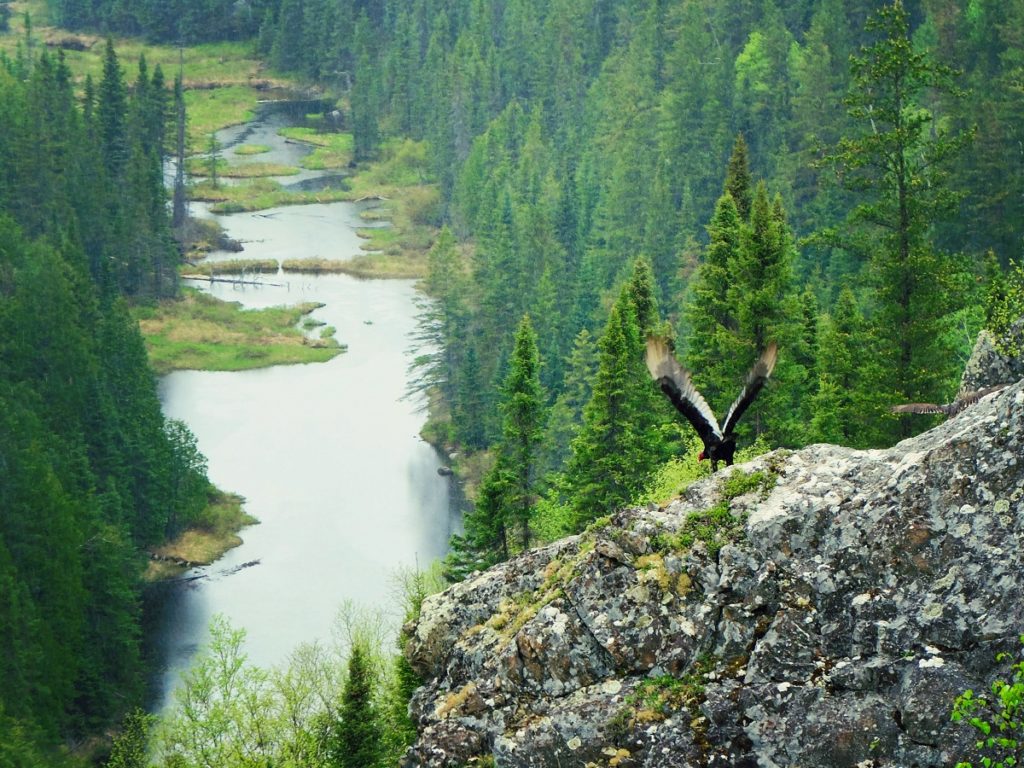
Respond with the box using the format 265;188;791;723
496;315;546;549
724;134;753;221
98;38;128;181
445;315;545;578
684;192;744;407
538;328;599;479
822;0;973;425
564;285;669;529
333;644;381;768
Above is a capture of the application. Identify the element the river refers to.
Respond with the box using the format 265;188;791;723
149;103;460;707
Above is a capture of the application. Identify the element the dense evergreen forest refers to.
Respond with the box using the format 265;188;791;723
221;0;1019;569
0;38;210;765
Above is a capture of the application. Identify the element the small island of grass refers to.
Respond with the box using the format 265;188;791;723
279;127;354;170
134;288;345;374
235;143;272;155
186;157;301;178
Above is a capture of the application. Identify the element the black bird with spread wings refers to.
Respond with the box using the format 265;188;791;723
645;337;778;470
890;384;1009;419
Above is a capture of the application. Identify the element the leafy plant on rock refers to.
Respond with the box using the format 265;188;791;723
952;636;1024;768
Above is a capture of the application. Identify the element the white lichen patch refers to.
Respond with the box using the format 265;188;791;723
601;679;623;695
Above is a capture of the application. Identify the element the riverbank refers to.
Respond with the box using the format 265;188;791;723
133;288;344;374
145;490;257;581
188;134;439;278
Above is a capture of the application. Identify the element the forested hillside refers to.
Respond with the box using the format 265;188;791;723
0;40;209;764
54;0;1024;560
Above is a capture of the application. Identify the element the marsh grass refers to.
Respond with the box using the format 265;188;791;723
189;177;351;212
186;157;300;178
234;143;272;155
145;490;258;580
133;288;343;374
282;254;426;279
182;259;279;276
279;127;354;170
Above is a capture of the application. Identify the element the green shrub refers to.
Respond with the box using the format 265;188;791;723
952;637;1024;768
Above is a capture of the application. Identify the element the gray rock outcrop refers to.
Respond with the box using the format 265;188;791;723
961;320;1024;393
405;381;1024;767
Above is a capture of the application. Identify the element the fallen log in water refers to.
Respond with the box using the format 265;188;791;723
180;274;284;287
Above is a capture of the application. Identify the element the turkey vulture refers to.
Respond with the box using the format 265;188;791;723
890;384;1009;419
645;336;778;470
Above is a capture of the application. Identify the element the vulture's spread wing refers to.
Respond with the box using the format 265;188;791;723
891;402;949;415
721;342;778;436
645;336;722;446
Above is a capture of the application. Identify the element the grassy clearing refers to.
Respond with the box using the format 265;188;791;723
186;157;300;178
184;85;262;150
189;177;351;213
133;288;344;374
279;127;355;170
1;9;293;153
182;259;279;276
343;139;440;263
145;490;258;581
234;143;272;155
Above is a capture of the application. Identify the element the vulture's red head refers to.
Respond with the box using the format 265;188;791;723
698;450;706;462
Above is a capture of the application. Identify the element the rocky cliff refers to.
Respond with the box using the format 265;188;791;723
404;380;1024;768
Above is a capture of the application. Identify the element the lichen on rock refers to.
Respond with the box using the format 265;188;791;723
403;381;1024;767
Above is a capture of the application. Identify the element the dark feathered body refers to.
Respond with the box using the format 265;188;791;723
645;337;778;470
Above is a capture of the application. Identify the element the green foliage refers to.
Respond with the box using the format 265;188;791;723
0;38;212;755
445;315;546;579
985;256;1024;357
563;276;675;528
819;0;974;425
649;467;777;558
105;710;153;768
331;644;382;768
154;609;423;768
952;637;1024;768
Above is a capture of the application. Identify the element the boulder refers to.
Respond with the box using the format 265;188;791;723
404;381;1024;767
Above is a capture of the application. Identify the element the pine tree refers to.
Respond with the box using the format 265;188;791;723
684;192;744;407
810;288;890;447
332;644;381;768
351;11;381;161
724;134;753;220
496;315;546;550
730;185;803;444
538;328;599;479
822;0;973;421
564;285;670;528
97;38;128;181
445;315;545;578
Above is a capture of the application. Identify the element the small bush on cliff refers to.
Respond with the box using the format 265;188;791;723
952;636;1024;768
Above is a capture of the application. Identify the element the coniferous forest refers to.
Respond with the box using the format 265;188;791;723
0;36;209;766
3;0;1024;764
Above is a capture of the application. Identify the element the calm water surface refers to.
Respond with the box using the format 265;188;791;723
150;108;458;708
